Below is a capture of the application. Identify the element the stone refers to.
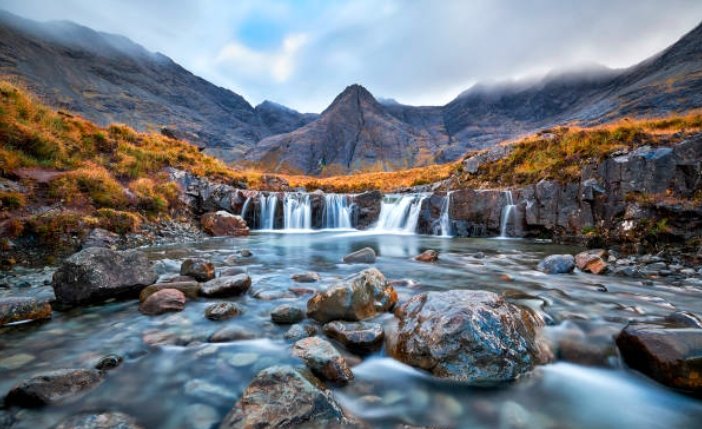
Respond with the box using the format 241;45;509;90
271;304;305;324
574;249;608;274
218;365;346;428
200;274;251;298
54;412;143;429
220;267;247;277
0;297;52;326
291;272;321;283
209;326;255;343
415;250;439;262
307;268;397;323
201;211;249;237
616;323;702;394
388;290;551;383
537;254;575;274
292;337;354;384
204;302;241;321
94;355;123;371
138;289;186;316
323;321;384;354
180;258;215;282
139;281;200;302
52;248;158;307
81;228;120;249
342;247;376;264
285;324;317;341
5;369;104;407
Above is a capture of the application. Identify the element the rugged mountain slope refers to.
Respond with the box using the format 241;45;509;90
0;11;311;162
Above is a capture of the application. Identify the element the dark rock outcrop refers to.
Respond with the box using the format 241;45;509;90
0;297;51;326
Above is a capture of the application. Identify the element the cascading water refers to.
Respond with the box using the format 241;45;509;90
240;196;252;219
375;194;427;233
283;193;312;230
439;191;453;237
259;194;278;230
322;194;352;229
499;190;516;238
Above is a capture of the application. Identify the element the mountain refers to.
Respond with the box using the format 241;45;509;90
249;21;702;173
0;10;311;162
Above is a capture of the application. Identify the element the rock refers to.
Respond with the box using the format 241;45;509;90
138;289;186;316
220;267;247;276
323;321;384;354
574;249;608;274
292;337;354;384
204;302;241;321
0;297;52;326
271;304;305;324
81;228;120;249
0;353;35;370
52;248;158;307
616;323;702;394
665;310;702;328
201;211;249;237
200;274;251;297
218;365;346;429
415;250;439;262
180;258;215;282
54;412;143;429
307;268;397;323
139;281;200;302
209;326;255;343
285;324;317;341
388;290;550;383
291;272;321;283
5;369;104;407
342;247;376;264
537;254;575;274
94;355;123;371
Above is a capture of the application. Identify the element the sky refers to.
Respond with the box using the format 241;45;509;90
2;0;702;112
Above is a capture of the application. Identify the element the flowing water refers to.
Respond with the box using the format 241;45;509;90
499;190;516;238
439;191;453;237
322;194;353;230
2;233;702;428
259;194;278;230
375;194;428;233
282;193;312;230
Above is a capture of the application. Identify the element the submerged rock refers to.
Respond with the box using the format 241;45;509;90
323;321;384;353
388;290;550;383
200;274;251;297
218;365;346;428
204;302;241;321
180;258;215;282
208;326;255;343
285;324;317;341
94;355;123;371
201;211;249;237
291;272;321;283
292;337;354;384
139;281;200;302
0;297;51;326
139;289;186;316
342;247;376;264
537;254;575;274
307;268;397;323
575;249;608;274
5;369;104;407
415;250;439;263
54;412;143;429
52;248;158;307
271;304;305;324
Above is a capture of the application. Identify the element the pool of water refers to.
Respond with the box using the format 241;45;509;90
2;231;702;428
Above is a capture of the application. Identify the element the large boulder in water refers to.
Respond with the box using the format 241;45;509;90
52;248;158;307
307;268;396;323
201;211;249;237
537;254;575;274
0;297;52;326
218;365;347;429
5;369;104;407
388;290;551;383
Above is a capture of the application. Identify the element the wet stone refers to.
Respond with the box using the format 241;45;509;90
291;271;321;283
204;302;242;321
537;254;575;274
200;274;251;298
180;258;215;282
271;304;305;324
139;289;186;316
5;368;104;407
292;337;354;384
323;320;384;353
0;297;52;326
94;354;123;371
343;247;376;264
54;412;144;429
284;323;317;341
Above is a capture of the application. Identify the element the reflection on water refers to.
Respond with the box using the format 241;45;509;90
2;231;702;428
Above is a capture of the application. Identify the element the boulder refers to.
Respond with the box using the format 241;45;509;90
307;268;396;323
616;323;702;394
537;254;575;274
0;297;52;326
54;412;143;429
292;337;354;384
200;274;251;298
342;247;376;264
180;258;215;282
5;369;104;407
204;302;241;321
52;248;158;307
415;250;439;263
323;321;384;354
291;272;321;283
388;290;550;383
201;211;249;237
139;281;200;302
138;289;186;316
271;304;305;324
218;365;346;428
575;249;608;275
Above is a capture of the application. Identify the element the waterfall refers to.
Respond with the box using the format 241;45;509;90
499;190;516;238
439;191;453;237
283;193;312;230
260;194;278;230
240;196;252;219
322;194;352;229
375;194;427;233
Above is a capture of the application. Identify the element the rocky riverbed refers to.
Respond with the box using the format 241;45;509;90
2;231;702;428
